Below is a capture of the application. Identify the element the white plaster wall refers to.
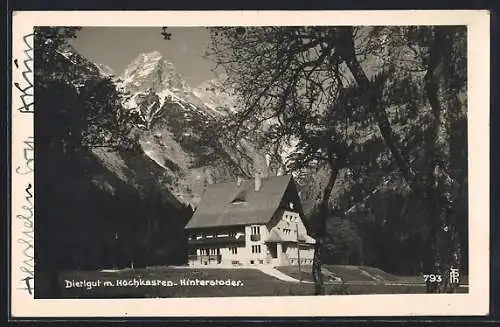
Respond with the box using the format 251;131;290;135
244;224;268;264
187;215;315;267
271;210;311;243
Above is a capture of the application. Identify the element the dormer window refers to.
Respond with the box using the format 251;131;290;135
231;189;248;204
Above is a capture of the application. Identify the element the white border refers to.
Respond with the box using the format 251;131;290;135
11;10;490;317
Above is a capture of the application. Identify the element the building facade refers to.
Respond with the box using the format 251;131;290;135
185;174;315;267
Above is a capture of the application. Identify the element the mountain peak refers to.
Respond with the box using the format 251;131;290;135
124;51;165;74
142;50;163;61
120;50;188;93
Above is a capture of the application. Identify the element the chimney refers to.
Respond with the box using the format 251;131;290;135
254;172;262;192
236;176;243;187
206;171;214;185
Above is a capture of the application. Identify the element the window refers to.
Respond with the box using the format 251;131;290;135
209;248;219;255
283;228;291;235
259;260;264;264
251;226;260;235
230;247;238;255
252;245;261;253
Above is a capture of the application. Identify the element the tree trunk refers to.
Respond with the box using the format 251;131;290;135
337;27;420;191
312;161;341;295
423;27;466;293
312;238;325;295
422;27;447;292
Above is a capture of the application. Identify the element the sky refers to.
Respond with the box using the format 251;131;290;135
70;27;216;86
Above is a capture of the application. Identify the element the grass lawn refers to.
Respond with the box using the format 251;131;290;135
358;266;469;285
275;265;315;282
277;265;389;283
325;283;467;294
56;266;468;298
277;265;469;287
358;266;402;282
59;267;316;298
324;265;378;282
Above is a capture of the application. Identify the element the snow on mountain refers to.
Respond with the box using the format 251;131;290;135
64;45;356;215
119;51;221;116
111;51;251;205
192;76;237;114
84;50;276;206
121;51;190;93
95;63;115;77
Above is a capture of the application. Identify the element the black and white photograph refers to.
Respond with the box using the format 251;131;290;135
10;10;490;317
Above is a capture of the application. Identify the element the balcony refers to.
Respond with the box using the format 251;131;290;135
188;234;245;246
188;254;222;264
250;234;261;241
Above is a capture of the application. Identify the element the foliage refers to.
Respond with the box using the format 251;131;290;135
34;27;192;297
35;27;135;151
206;25;468;293
323;216;361;265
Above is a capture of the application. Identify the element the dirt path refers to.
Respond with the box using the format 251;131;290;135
256;266;311;283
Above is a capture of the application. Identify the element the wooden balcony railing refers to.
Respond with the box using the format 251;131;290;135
188;235;245;245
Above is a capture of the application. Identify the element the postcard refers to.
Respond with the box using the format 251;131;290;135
10;10;490;317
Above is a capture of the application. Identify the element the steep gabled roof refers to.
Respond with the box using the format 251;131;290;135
185;175;295;229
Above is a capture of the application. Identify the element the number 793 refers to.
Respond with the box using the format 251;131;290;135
423;274;442;283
